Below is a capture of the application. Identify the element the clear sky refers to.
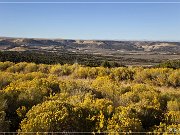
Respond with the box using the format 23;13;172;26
0;0;180;41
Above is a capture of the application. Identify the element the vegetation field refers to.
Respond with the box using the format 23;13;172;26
0;61;179;134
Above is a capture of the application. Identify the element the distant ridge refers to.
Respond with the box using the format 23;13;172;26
0;37;180;54
0;36;179;42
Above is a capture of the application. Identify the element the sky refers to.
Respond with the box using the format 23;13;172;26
0;0;180;41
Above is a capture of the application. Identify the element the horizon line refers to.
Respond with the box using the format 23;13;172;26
1;36;180;42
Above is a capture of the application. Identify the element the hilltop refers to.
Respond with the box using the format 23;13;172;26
0;37;180;53
0;37;180;66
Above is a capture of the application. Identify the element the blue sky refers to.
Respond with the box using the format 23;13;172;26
0;0;180;41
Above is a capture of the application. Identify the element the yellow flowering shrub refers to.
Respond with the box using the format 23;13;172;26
0;61;178;133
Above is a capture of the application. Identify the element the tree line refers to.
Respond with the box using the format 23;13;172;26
0;51;123;68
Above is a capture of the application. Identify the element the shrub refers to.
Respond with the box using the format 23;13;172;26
0;61;14;71
168;70;180;87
